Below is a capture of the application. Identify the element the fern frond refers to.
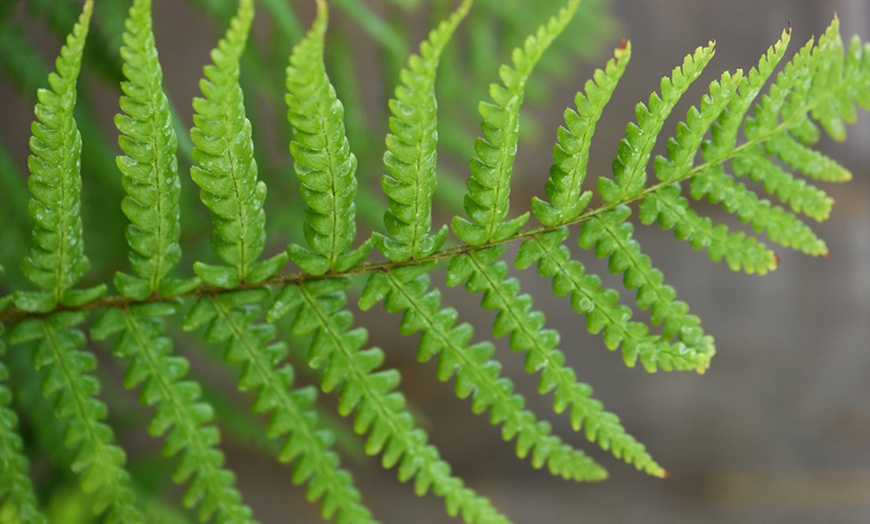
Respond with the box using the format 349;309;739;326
16;0;105;312
331;0;408;58
8;313;142;522
761;132;851;182
360;265;609;481
447;246;667;475
0;288;46;524
0;145;30;273
185;290;371;523
805;17;856;141
598;42;715;203
637;65;782;273
452;0;580;245
190;0;286;288
90;303;254;523
376;0;472;262
113;0;185;299
532;40;630;227
679;19;870;263
269;281;509;524
285;0;372;275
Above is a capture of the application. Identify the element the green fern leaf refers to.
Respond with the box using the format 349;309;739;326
113;0;186;299
517;227;714;371
270;280;509;523
184;289;372;523
447;245;668;475
360;264;609;481
532;39;630;226
761;132;851;182
732;144;834;221
598;42;715;203
654;69;743;185
190;0;286;288
579;206;715;363
690;165;828;256
452;0;580;245
16;0;105;311
285;0;372;275
639;65;780;274
0;283;46;524
91;302;255;523
376;0;472;262
8;312;142;522
806;17;855;141
640;184;778;274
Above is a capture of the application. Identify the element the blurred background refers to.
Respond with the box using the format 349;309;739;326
1;0;869;522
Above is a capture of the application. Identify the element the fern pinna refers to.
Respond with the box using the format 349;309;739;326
0;0;867;522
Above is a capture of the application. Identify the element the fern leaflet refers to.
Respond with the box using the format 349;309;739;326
361;264;609;481
113;0;185;299
184;290;372;523
452;0;581;245
285;0;372;275
190;0;286;288
0;271;45;524
15;0;105;312
376;0;473;262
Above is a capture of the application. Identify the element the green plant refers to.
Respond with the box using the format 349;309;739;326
1;0;867;522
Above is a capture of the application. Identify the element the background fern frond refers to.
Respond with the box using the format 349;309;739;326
452;0;580;245
285;0;371;275
377;0;472;262
0;146;31;275
0;280;46;524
